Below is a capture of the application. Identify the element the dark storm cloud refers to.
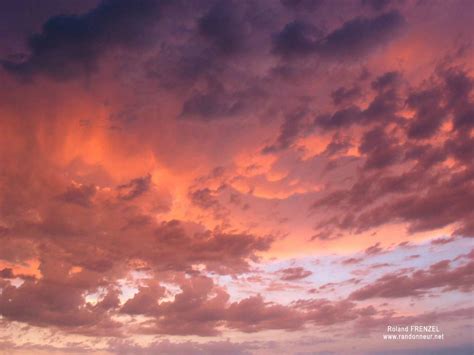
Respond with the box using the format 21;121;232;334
362;0;391;12
317;11;405;58
398;67;474;140
59;183;96;207
443;67;473;109
189;187;220;209
442;67;474;132
322;134;353;156
263;110;309;153
281;0;324;12
180;83;266;121
314;165;474;238
117;174;151;200
309;65;474;240
403;143;447;169
315;106;364;129
312;147;473;237
445;132;474;167
0;268;14;279
358;168;474;234
315;71;401;130
180;89;244;120
371;71;400;91
2;0;169;80
363;88;400;121
453;106;474;131
272;21;321;58
331;85;362;106
273;11;405;59
0;0;100;55
406;88;446;139
198;1;244;55
363;71;402;120
359;126;401;169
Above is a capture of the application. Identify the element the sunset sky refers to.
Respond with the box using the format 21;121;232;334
0;0;473;354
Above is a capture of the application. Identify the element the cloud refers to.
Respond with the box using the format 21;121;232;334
120;281;165;315
108;338;253;355
2;0;169;80
315;71;401;130
356;168;474;233
0;268;14;279
198;1;245;55
226;294;305;332
0;262;122;335
431;236;456;245
331;85;362;106
279;267;313;281
263;110;310;152
272;21;321;58
310;66;474;239
281;0;325;12
341;257;364;265
314;106;364;130
442;67;474;133
273;11;405;59
118;277;349;336
339;243;386;267
0;0;473;351
117;174;151;200
371;71;400;91
179;83;265;121
0;143;277;335
364;242;384;256
350;258;474;300
362;0;392;12
317;11;405;58
312;164;474;238
406;89;446;139
359;126;401;169
296;298;372;325
59;183;96;207
189;187;220;209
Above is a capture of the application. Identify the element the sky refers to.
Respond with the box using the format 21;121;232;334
0;0;473;354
